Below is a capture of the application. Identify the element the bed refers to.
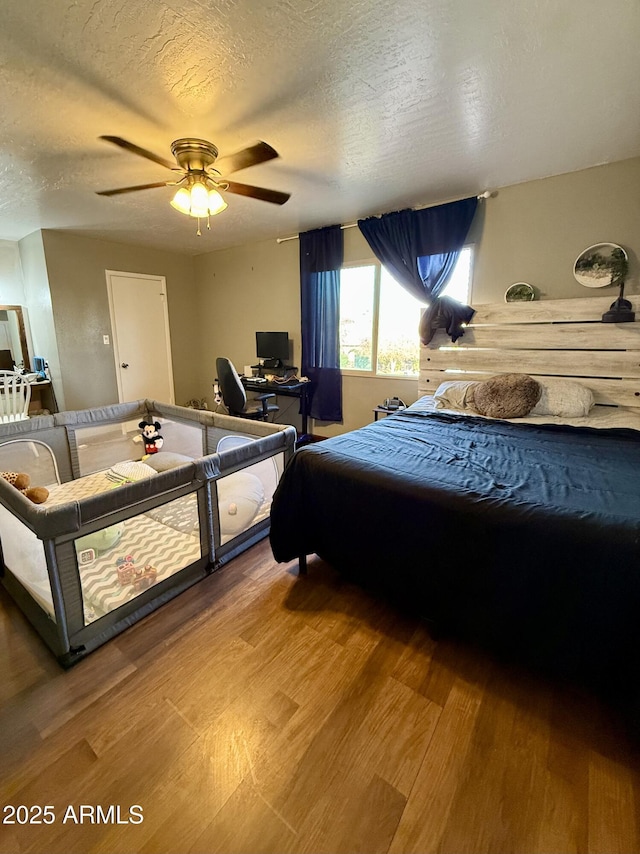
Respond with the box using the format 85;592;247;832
0;399;295;665
270;295;640;700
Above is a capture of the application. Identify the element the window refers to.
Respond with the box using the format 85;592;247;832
339;247;473;376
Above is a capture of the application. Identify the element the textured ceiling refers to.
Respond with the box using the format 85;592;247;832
1;0;639;255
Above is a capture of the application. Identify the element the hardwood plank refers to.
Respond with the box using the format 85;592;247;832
27;644;137;738
188;776;298;854
136;738;245;854
20;704;198;854
334;773;407;854
0;589;59;704
1;541;639;854
288;770;407;854
388;673;489;853
588;750;640;853
0;739;98;854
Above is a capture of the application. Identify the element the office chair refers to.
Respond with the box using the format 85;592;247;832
215;358;279;421
0;371;31;422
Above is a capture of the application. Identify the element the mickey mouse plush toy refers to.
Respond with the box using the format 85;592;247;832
138;420;164;455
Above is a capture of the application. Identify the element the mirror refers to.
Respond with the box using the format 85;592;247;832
574;243;629;288
0;305;30;371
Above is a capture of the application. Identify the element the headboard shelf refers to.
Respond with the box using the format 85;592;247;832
425;348;639;378
420;296;640;409
470;294;640;325
449;322;640;350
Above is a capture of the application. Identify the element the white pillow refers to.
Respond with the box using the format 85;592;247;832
217;471;265;535
144;451;193;472
530;379;594;417
433;380;479;411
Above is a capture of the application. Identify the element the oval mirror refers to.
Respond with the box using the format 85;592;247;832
574;243;628;288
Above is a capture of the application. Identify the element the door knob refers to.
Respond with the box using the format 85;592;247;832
121;363;129;369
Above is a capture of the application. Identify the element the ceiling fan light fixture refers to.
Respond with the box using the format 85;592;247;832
170;187;192;215
188;180;210;218
98;136;287;235
207;188;227;215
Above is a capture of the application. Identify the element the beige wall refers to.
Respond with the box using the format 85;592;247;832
11;156;639;427
192;156;640;437
18;231;64;408
0;240;26;305
39;231;198;411
194;236;302;386
193;225;425;437
471;157;640;303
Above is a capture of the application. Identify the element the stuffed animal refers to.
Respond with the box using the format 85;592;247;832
0;471;49;504
138;420;164;455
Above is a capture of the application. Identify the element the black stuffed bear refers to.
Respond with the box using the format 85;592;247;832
139;420;164;455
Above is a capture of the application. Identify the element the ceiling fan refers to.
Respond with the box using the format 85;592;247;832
96;135;290;233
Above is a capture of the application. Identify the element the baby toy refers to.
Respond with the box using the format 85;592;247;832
0;471;49;504
138;420;164;455
131;564;158;591
116;555;158;590
116;554;136;586
76;523;125;565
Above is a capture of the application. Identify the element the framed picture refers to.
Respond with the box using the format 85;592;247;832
504;282;535;303
574;243;628;288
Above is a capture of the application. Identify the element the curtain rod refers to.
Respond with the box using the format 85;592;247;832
276;190;493;244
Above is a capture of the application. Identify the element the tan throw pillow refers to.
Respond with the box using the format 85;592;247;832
471;373;541;419
433;380;481;411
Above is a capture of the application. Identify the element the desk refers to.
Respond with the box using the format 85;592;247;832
242;378;312;436
28;380;57;415
373;406;406;421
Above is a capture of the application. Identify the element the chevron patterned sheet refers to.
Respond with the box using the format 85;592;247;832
78;505;201;621
46;460;160;506
46;471;121;505
45;468;201;622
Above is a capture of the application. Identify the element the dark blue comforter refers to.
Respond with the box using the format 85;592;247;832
270;411;640;690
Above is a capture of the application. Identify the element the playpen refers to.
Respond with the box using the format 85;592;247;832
0;399;295;665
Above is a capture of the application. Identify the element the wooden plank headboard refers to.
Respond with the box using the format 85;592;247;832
419;295;640;409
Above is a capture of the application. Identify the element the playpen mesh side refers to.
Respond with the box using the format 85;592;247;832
215;435;285;545
148;418;205;459
0;439;61;486
73;423;144;476
74;491;203;624
73;418;206;476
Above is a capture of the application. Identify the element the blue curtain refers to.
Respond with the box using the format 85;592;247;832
357;197;478;303
300;225;344;422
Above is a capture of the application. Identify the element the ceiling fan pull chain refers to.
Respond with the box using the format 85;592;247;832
196;218;202;237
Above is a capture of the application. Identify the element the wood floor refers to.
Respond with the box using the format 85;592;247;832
0;539;639;854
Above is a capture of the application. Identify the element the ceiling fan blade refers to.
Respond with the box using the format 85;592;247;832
99;136;175;170
96;182;169;197
216;141;279;174
224;181;290;205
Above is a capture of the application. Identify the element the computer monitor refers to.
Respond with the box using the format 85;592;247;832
0;350;13;371
256;331;289;367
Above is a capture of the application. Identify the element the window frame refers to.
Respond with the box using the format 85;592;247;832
339;245;475;379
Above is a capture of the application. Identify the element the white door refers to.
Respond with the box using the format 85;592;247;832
106;271;175;404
